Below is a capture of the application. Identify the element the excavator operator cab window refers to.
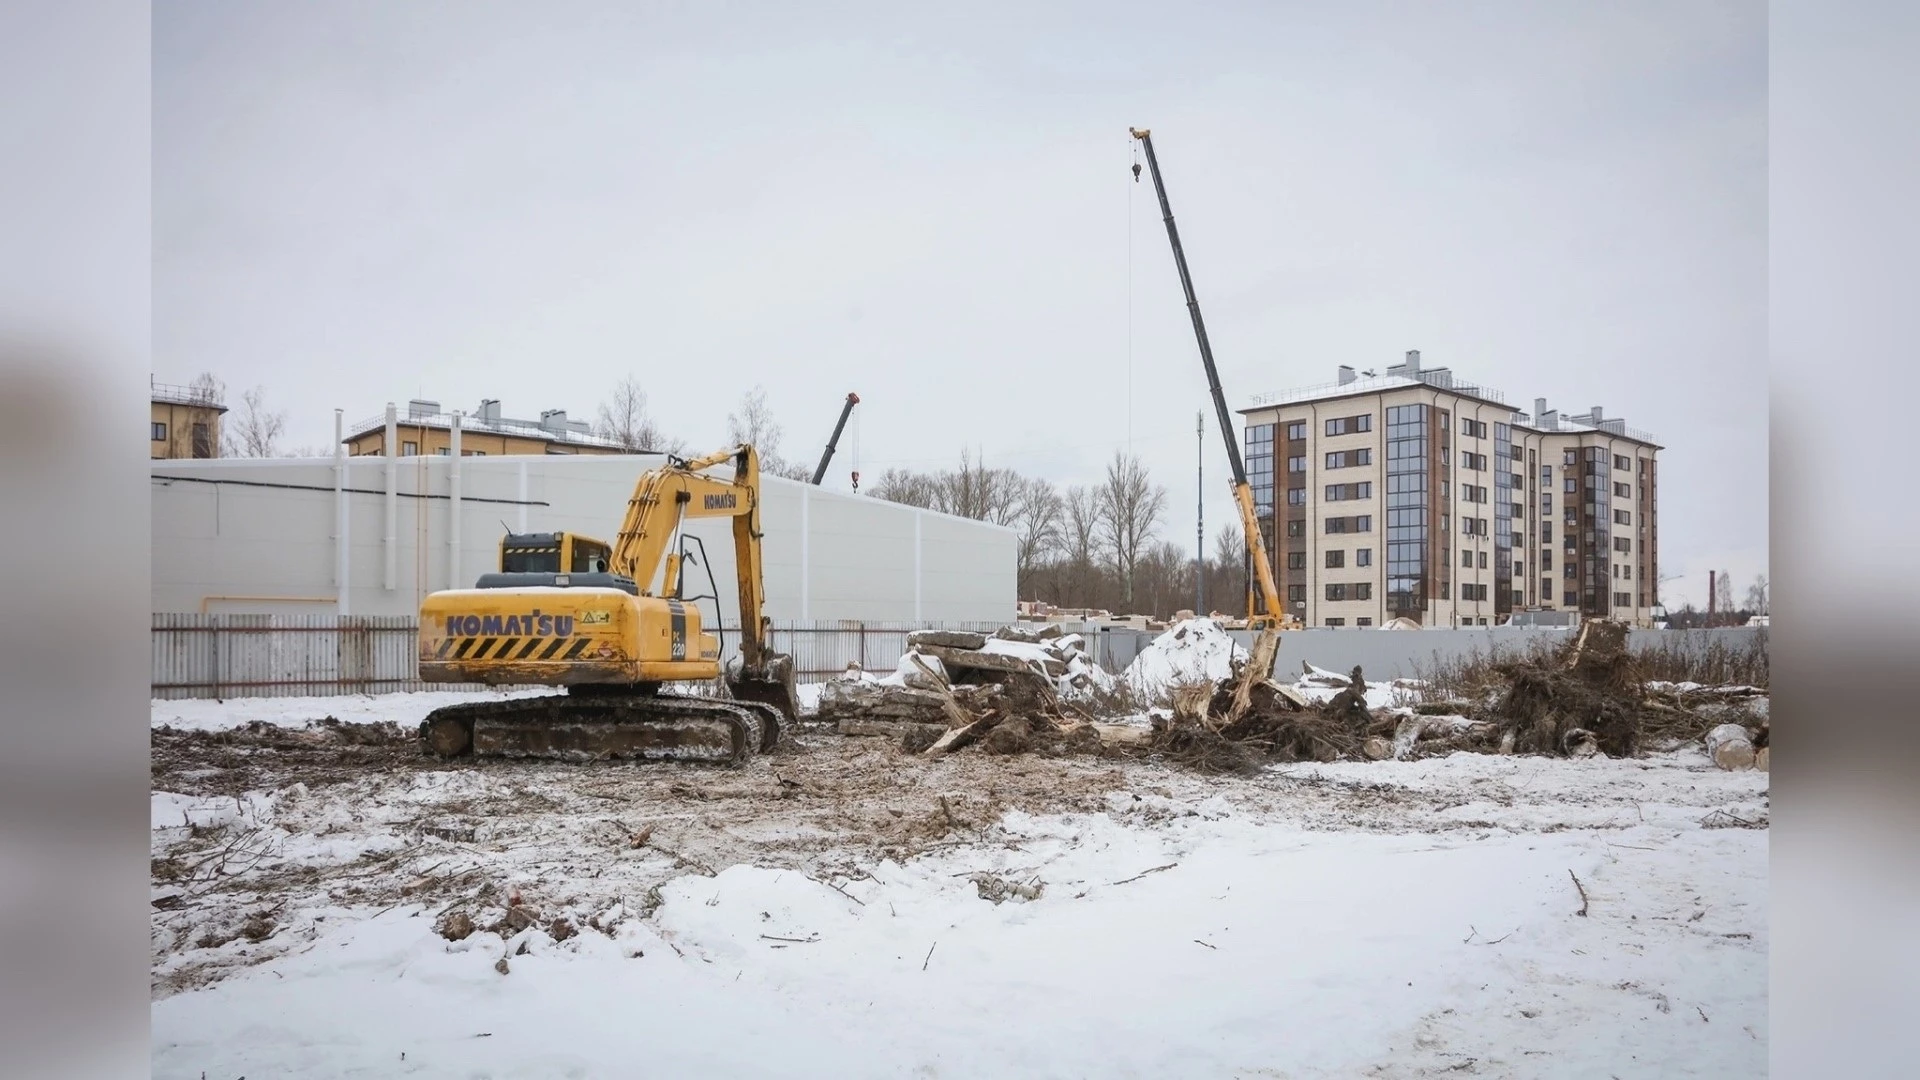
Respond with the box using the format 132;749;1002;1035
570;540;612;574
502;545;561;573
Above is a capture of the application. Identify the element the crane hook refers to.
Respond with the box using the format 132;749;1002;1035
1132;161;1142;182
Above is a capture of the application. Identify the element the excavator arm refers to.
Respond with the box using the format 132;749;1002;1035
605;445;794;704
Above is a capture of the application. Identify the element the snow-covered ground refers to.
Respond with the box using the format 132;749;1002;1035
151;691;1768;1078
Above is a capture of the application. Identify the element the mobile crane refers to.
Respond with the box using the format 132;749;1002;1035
1129;126;1291;631
810;392;860;488
413;444;800;766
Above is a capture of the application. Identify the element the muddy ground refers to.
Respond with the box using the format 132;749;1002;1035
150;716;1768;999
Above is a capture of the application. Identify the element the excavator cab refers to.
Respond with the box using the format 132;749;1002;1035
497;532;613;575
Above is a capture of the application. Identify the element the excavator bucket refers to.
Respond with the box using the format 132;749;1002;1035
727;651;800;749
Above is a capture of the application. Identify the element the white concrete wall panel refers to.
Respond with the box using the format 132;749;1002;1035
152;456;1013;624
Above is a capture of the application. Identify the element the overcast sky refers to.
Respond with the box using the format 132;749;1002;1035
155;1;1765;611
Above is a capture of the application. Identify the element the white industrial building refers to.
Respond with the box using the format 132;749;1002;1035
150;451;1016;625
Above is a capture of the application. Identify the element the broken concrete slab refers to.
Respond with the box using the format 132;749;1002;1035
918;643;1064;679
907;629;988;651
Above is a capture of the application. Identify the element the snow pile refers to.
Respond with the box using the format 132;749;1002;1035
1123;618;1247;697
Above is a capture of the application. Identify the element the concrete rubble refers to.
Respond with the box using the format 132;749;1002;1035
813;615;1770;774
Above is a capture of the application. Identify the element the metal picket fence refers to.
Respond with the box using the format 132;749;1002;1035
152;614;1030;700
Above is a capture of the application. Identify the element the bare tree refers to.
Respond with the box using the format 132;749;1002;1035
1012;477;1064;593
222;385;287;457
1097;451;1167;610
728;384;783;457
595;377;686;455
869;468;939;508
727;385;811;480
1745;573;1769;616
936;448;1023;524
1714;569;1734;620
1211;523;1247;615
189;371;225;406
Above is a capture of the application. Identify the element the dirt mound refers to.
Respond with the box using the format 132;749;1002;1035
151;718;426;795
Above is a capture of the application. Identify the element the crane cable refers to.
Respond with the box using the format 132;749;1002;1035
1128;136;1138;455
849;406;860;493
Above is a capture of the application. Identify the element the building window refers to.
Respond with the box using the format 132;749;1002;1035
1541;551;1552;570
1286;421;1306;441
1324;448;1373;469
1356;548;1372;567
1543;578;1554;601
191;422;212;458
1286;519;1304;538
435;447;451;455
150;421;167;441
1613;481;1630;498
1563;477;1577;494
1615;454;1631;471
1478;551;1488;570
1326;618;1346;627
1355;515;1372;532
1287;584;1306;603
402;440;419;456
1353;582;1370;601
1288;456;1306;472
1325;550;1345;568
1287;487;1305;506
1287;552;1306;570
1564;563;1577;579
1326;583;1348;601
1357;617;1372;627
1564;449;1578;466
1462;451;1487;471
1614;591;1632;608
1613;536;1631;553
1326;517;1349;535
1462;549;1473;568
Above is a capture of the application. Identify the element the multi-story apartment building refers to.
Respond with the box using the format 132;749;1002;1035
151;379;227;459
1239;351;1662;628
342;398;627;457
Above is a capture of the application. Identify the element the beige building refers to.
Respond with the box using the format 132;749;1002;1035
151;379;227;459
342;399;626;457
1239;350;1662;628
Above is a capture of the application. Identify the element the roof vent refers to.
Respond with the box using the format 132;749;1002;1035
476;399;502;422
540;409;569;432
1403;349;1421;373
1337;365;1356;386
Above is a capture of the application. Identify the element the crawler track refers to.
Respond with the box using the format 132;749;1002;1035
419;692;779;766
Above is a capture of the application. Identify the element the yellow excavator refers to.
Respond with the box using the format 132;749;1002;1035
414;444;800;766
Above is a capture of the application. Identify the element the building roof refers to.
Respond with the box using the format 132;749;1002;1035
151;379;229;413
345;401;627;450
1239;371;1509;413
1239;352;1660;449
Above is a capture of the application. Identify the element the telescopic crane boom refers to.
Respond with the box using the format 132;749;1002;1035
811;392;860;486
1129;127;1286;629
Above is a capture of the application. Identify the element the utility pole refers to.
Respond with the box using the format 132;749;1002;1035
1196;410;1205;616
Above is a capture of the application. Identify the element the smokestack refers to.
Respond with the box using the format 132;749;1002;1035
1338;365;1356;386
1708;571;1716;619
